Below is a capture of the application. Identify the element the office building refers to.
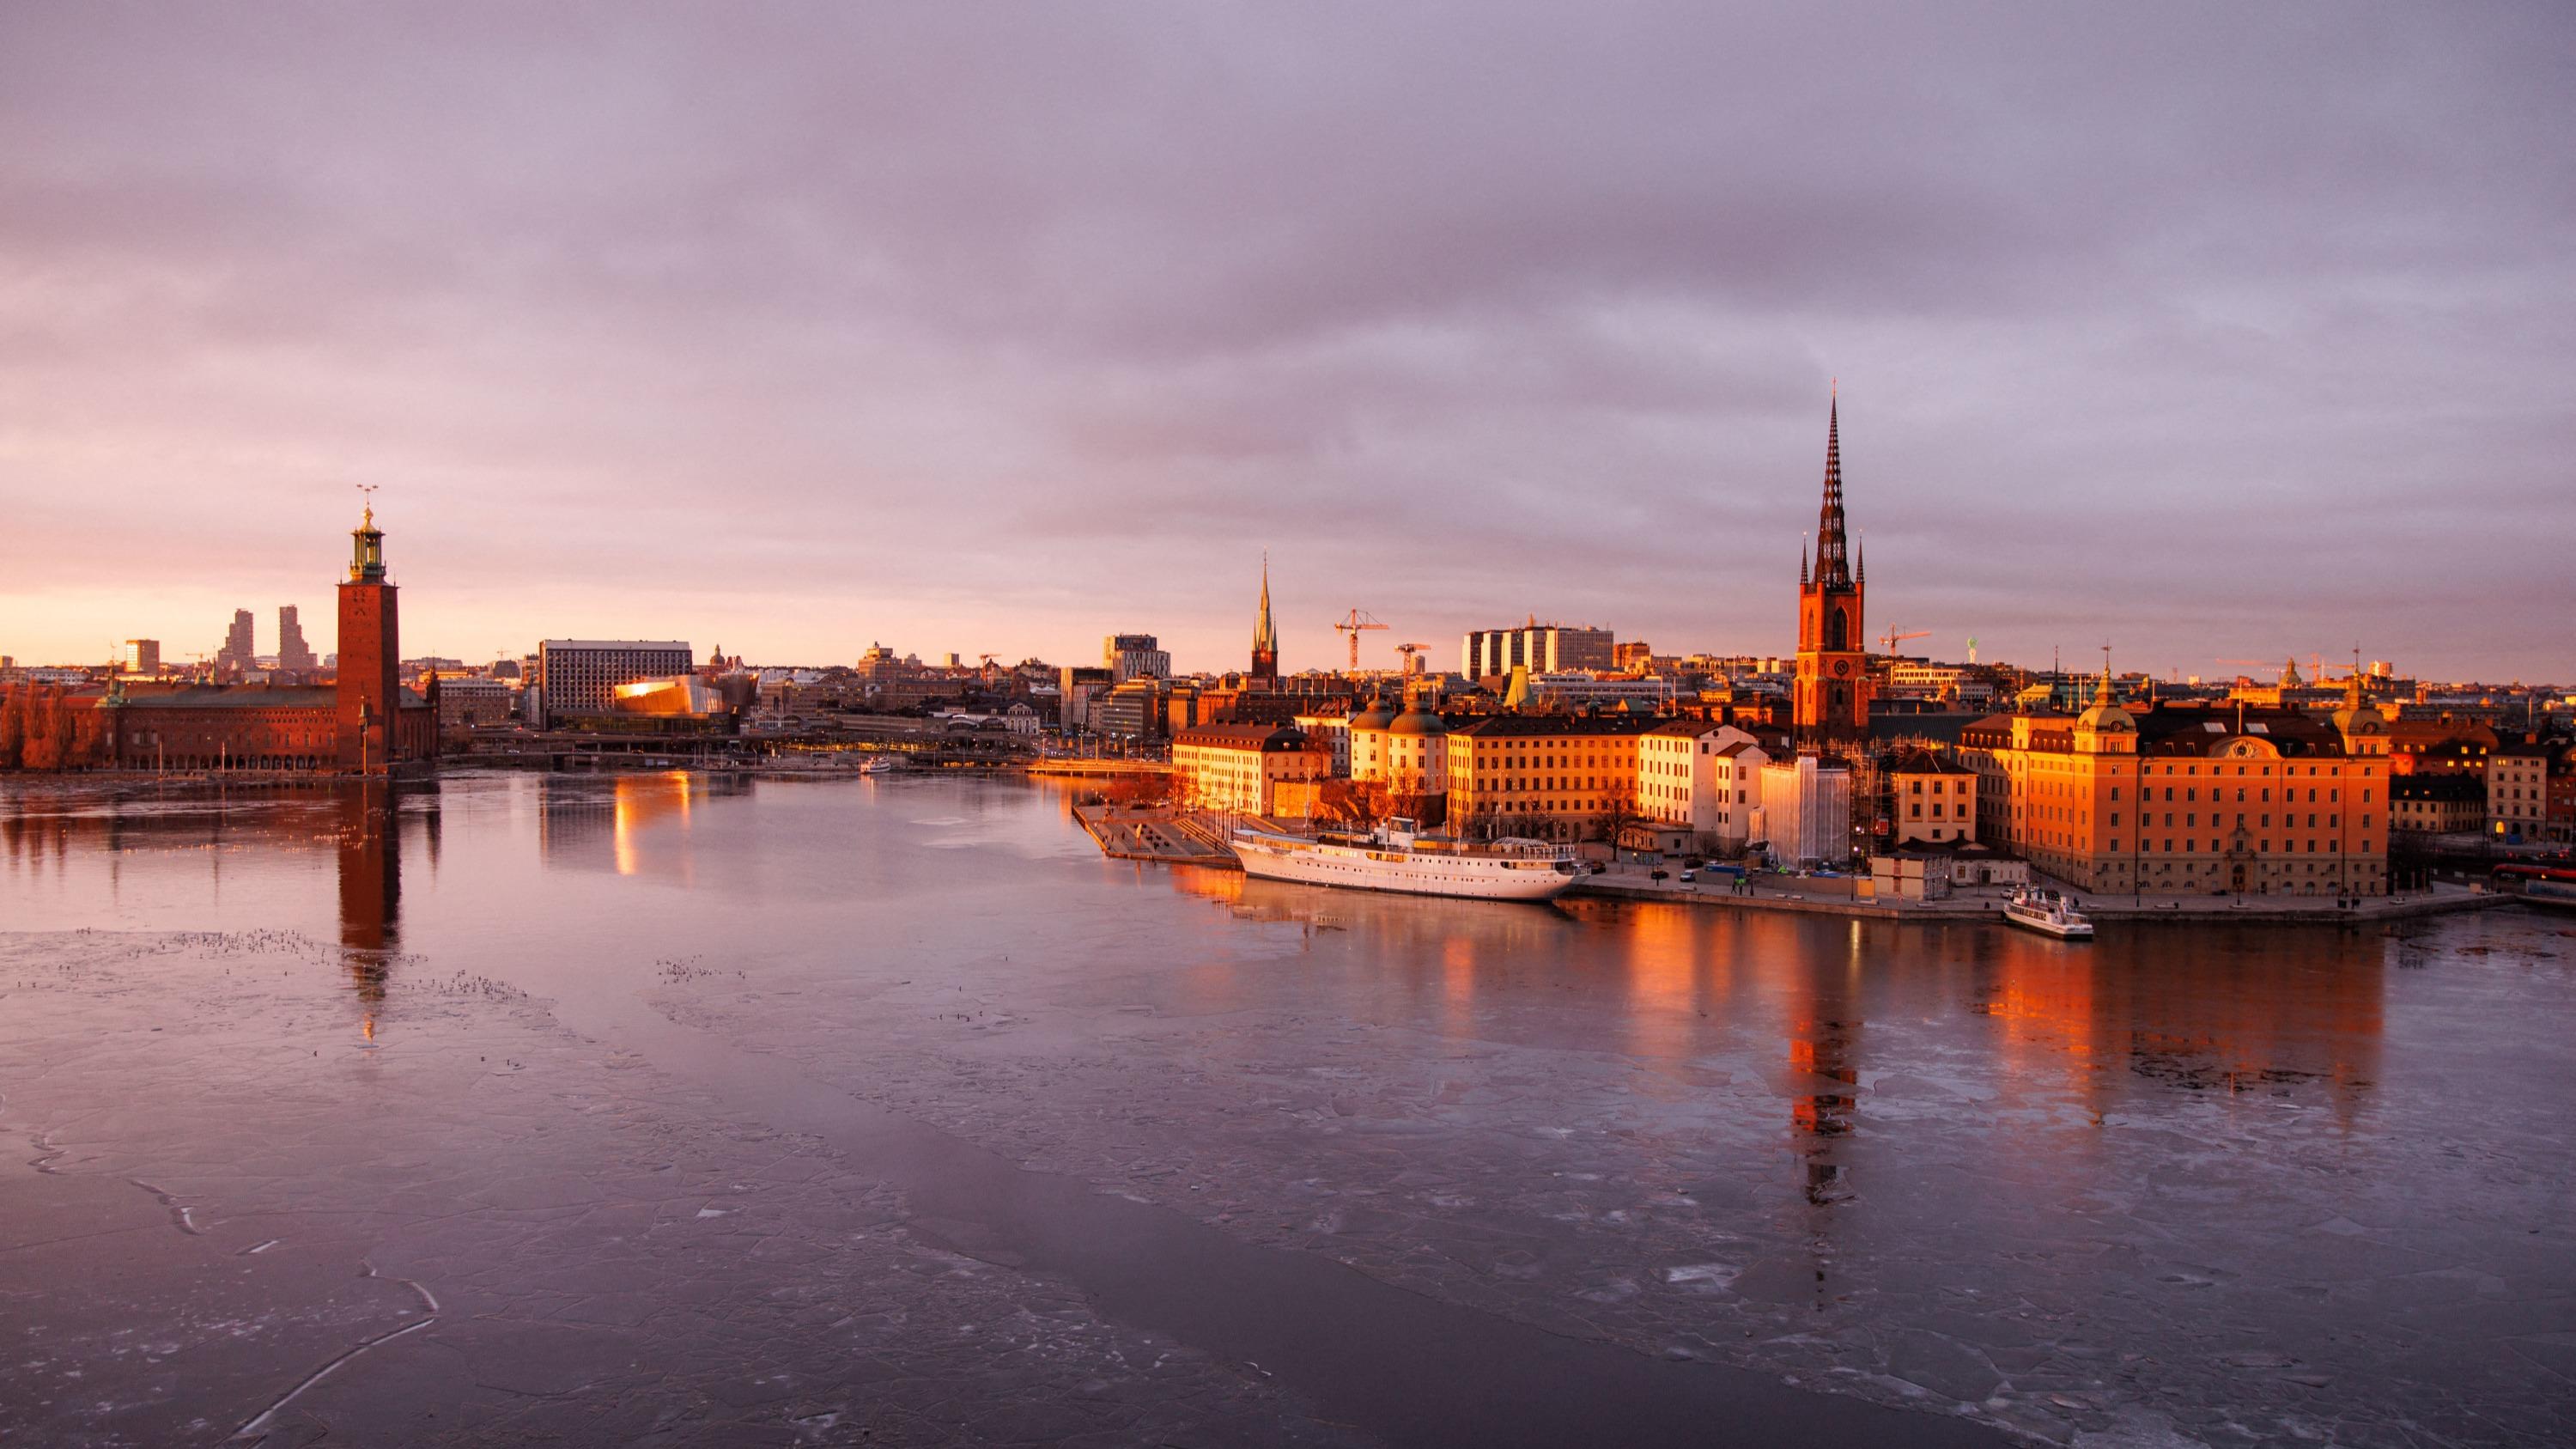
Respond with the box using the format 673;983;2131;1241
533;640;694;728
1461;623;1615;680
1103;633;1170;684
276;606;318;673
120;640;160;677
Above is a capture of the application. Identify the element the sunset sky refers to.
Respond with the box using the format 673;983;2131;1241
3;4;2569;680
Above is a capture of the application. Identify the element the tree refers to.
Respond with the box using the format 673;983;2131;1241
0;687;26;770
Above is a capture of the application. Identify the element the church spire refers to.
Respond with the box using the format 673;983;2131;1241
1249;551;1279;680
1813;393;1852;591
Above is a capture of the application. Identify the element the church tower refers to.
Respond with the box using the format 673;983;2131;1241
1794;395;1869;745
1249;552;1279;684
336;501;402;772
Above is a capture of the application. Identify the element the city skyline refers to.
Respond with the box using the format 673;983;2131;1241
3;5;2571;679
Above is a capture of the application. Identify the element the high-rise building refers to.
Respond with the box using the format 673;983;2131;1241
1103;633;1170;684
217;609;256;673
276;606;318;673
120;639;161;676
1793;394;1869;744
1459;623;1614;679
533;641;696;728
1249;556;1279;684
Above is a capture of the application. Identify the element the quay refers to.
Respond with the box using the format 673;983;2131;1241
1565;868;2510;926
1068;810;2514;927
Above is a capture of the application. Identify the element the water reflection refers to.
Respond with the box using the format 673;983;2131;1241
537;771;742;882
337;782;400;1036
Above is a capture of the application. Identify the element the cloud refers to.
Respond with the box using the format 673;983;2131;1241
2;3;2569;679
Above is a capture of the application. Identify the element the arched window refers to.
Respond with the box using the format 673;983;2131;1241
1828;608;1847;651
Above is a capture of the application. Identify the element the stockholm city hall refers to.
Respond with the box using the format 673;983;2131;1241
100;504;438;773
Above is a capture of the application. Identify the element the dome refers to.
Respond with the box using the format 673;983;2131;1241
1388;706;1449;737
1350;702;1396;732
2075;700;2135;733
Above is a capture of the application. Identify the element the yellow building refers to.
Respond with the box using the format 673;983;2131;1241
1445;715;1656;842
1886;747;1978;847
1172;723;1331;816
1959;676;2391;897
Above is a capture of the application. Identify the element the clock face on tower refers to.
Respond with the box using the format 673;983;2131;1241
1832;658;1852;678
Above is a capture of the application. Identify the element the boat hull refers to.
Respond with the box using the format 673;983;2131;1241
1234;834;1576;902
2003;909;2093;940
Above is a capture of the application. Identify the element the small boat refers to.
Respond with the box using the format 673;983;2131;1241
857;757;899;776
2003;886;2094;940
1232;816;1579;901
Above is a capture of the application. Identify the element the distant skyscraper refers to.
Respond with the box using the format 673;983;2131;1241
218;608;256;673
276;606;318;673
120;639;160;676
1250;556;1279;683
1793;394;1869;744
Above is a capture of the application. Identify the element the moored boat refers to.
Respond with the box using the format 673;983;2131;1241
2003;886;2094;939
1231;817;1578;901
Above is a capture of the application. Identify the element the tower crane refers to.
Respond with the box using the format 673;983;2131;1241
1393;642;1431;676
1333;610;1388;671
1877;627;1930;658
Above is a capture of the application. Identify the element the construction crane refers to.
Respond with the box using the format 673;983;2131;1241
1393;642;1431;676
1333;610;1388;671
1878;627;1930;658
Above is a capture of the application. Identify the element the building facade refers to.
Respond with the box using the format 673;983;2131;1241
1636;721;1767;849
1887;748;1978;847
1444;714;1656;842
533;640;694;728
2488;739;2552;842
1461;624;1615;680
1103;633;1170;684
1793;397;1869;744
1172;723;1329;815
1958;681;2391;897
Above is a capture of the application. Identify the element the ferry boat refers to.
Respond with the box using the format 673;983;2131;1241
1231;817;1579;902
2002;886;2094;940
857;757;900;776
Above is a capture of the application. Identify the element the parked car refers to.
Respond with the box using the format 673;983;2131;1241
1678;871;1697;883
1587;862;1607;874
1649;868;1669;881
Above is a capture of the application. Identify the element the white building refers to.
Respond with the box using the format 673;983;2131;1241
1635;722;1766;849
1759;754;1854;867
1526;673;1676;710
1294;711;1354;776
1460;624;1615;679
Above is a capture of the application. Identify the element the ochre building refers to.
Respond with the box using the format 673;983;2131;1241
1445;715;1656;843
1959;679;2391;897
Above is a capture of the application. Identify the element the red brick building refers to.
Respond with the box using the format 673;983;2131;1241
94;507;437;774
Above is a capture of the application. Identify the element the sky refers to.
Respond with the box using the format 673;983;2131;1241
3;3;2570;683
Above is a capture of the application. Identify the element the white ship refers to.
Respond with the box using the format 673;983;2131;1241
1231;817;1579;902
2002;886;2094;940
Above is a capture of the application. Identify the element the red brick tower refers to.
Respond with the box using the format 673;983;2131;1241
1794;395;1869;745
336;502;401;773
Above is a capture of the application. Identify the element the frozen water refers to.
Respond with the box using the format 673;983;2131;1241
4;771;2572;1446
